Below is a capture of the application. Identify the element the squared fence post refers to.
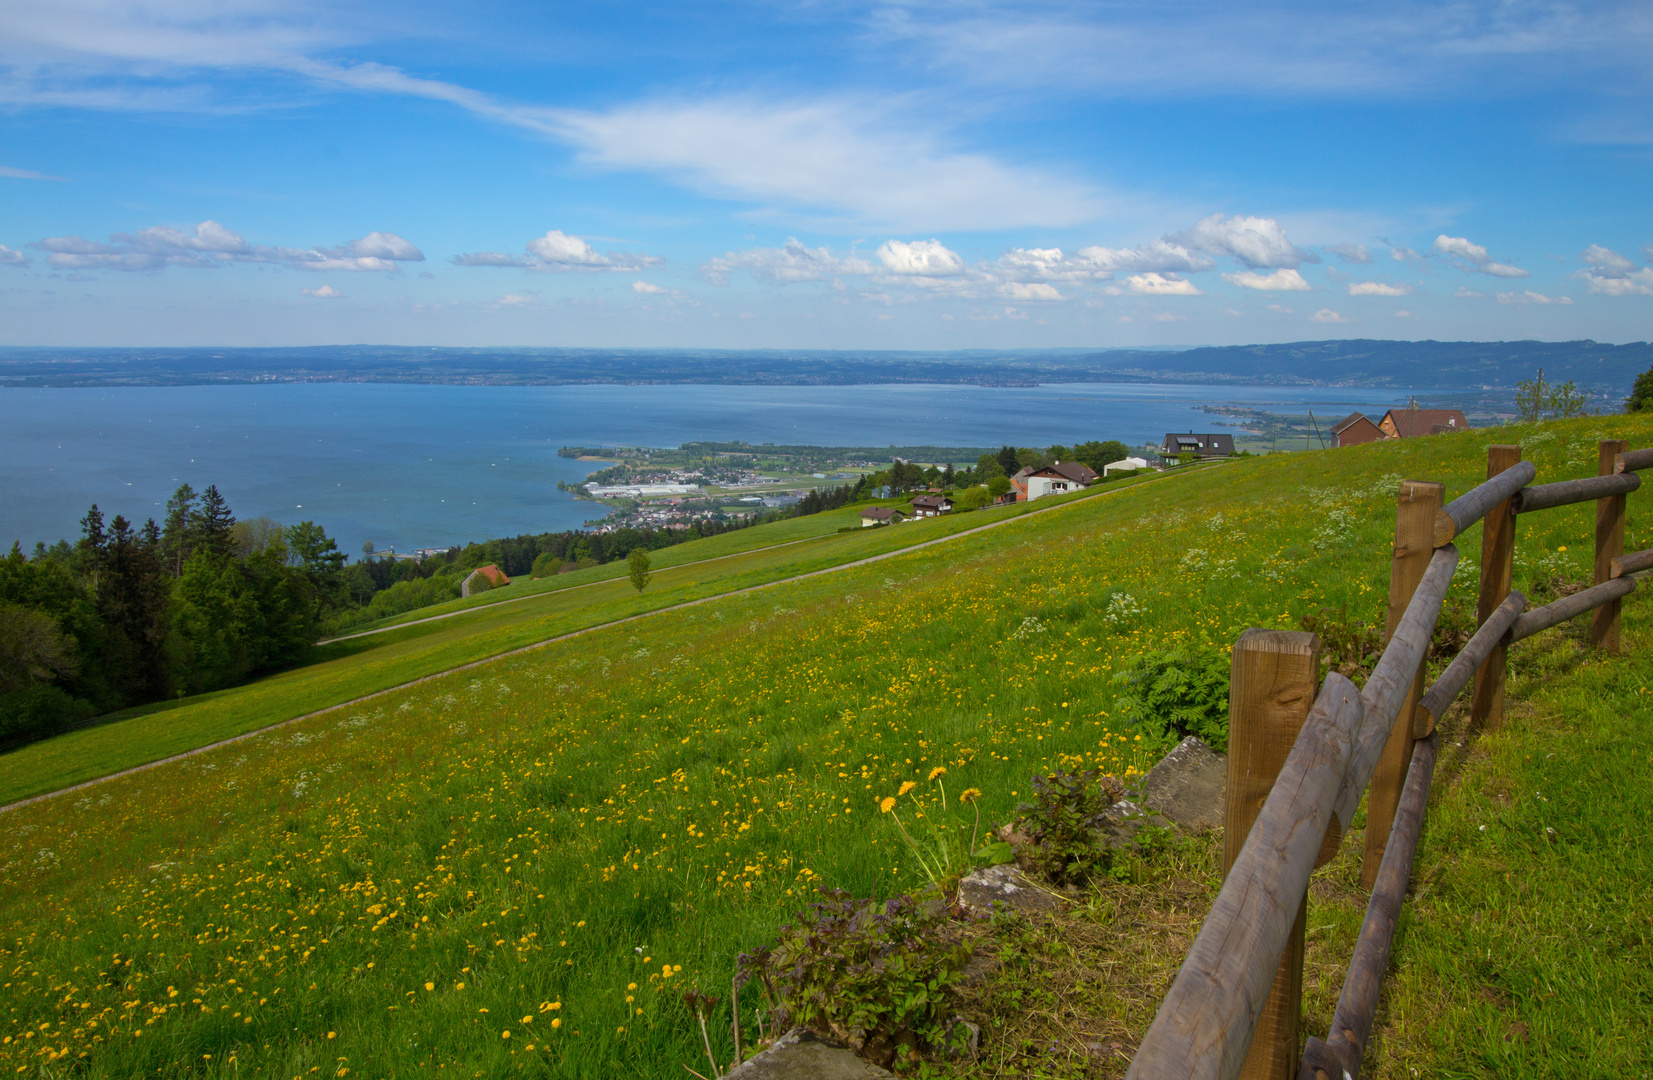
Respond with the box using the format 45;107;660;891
1472;446;1522;729
1594;439;1629;652
1226;628;1323;1080
1363;479;1444;890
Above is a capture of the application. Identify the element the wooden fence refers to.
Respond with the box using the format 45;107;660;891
1124;441;1646;1080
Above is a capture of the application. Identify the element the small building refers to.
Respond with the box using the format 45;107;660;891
461;563;511;598
860;506;905;527
1330;413;1385;448
910;494;953;518
1378;408;1470;439
1158;433;1236;463
1102;456;1152;475
1010;460;1098;501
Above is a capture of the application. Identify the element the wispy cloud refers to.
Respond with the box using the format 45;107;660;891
1174;214;1317;269
1496;290;1572;305
1347;281;1412;296
300;284;342;298
1326;242;1372;264
0;164;67;180
1310;308;1349;322
699;238;875;285
1573;244;1653;295
1224;268;1311;291
1432;234;1528;277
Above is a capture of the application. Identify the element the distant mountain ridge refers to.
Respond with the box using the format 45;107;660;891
0;339;1647;393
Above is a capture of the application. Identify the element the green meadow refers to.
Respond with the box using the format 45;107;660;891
3;417;1651;1077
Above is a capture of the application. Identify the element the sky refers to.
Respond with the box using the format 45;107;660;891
1;0;1651;350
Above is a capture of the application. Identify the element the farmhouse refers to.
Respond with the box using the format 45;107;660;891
1331;412;1385;448
1158;432;1236;463
1379;407;1470;439
461;563;511;598
860;506;904;527
910;494;952;518
1103;456;1152;475
1010;460;1098;501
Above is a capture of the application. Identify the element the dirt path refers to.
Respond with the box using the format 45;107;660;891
3;466;1209;813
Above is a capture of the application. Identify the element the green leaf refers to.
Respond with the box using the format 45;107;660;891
973;840;1014;865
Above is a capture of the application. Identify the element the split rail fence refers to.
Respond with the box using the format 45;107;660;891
1123;441;1649;1080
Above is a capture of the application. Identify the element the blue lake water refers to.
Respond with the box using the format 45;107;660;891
3;382;1431;555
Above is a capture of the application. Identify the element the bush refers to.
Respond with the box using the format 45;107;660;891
1015;768;1126;884
530;552;560;578
738;889;971;1067
0;684;96;745
1111;646;1231;752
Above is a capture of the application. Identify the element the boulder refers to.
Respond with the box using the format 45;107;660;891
957;863;1065;917
1120;736;1227;833
724;1027;895;1080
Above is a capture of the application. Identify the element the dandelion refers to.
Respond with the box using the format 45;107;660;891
551;1019;562;1029
897;781;916;796
927;766;947;781
327;1032;336;1040
424;982;433;992
879;796;896;813
959;788;982;803
502;1030;511;1039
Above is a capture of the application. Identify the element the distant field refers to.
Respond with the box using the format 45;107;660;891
5;416;1650;1078
0;477;1170;805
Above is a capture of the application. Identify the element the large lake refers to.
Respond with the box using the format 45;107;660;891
4;382;1430;554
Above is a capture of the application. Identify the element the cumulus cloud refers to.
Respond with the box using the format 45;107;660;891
1496;290;1572;305
1432;235;1528;278
877;239;966;276
1173;214;1316;269
699;238;874;285
1074;239;1212;274
0;245;28;267
300;285;341;298
631;280;667;294
1326;243;1372;264
1574;244;1653;295
453;230;660;273
1000;281;1061;301
1224;268;1311;291
1347;281;1412;296
1125;272;1201;296
1390;246;1422;262
1310;308;1349;322
29;220;423;272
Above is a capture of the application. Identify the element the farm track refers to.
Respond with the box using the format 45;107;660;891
1;465;1208;813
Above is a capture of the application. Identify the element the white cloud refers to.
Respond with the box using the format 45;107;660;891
1432;234;1528;277
1310;308;1349;322
495;293;538;307
1174;214;1316;269
29;220;423;272
1224;268;1311;291
1072;240;1212;274
1267;304;1293;313
631;280;667;294
699;238;874;285
1395;309;1415;318
454;230;659;273
877;239;966;276
0;165;66;181
1347;281;1412;296
300;285;341;298
1496;290;1572;305
1574;244;1653;295
1390;246;1422;262
1125;272;1201;296
1326;243;1372;264
1151;311;1187;323
1453;287;1485;298
0;245;28;266
999;281;1061;301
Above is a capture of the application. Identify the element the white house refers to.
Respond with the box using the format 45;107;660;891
1103;456;1152;475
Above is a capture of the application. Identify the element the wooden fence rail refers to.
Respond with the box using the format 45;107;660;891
1125;440;1646;1080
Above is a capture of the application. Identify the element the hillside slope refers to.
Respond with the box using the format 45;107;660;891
2;416;1650;1078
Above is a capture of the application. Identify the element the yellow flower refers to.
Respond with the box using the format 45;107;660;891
928;766;947;781
879;797;896;813
897;781;916;796
521;1015;533;1024
959;788;982;803
327;1032;336;1040
551;1018;562;1029
502;1030;511;1040
424;982;434;992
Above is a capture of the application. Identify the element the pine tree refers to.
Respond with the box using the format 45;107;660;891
162;483;197;575
191;485;237;557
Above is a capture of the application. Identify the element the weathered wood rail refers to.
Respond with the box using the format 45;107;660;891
1126;441;1644;1080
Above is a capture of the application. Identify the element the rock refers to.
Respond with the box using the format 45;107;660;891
724;1027;895;1080
944;1017;980;1058
1122;736;1227;833
957;863;1064;917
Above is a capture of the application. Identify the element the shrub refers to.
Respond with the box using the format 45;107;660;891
1111;646;1231;752
0;684;96;745
737;888;971;1067
1014;768;1126;884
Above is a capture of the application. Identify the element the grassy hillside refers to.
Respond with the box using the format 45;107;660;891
0;478;1169;806
3;416;1651;1078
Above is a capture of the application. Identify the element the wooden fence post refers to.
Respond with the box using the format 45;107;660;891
1472;446;1521;730
1363;480;1443;890
1226;628;1323;1080
1594;439;1629;652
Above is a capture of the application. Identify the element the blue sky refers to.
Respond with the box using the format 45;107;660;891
2;0;1650;349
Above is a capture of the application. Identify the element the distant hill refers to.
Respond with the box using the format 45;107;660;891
0;339;1647;392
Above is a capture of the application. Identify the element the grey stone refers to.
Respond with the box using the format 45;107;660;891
944;1017;981;1059
957;863;1065;916
1121;735;1227;833
724;1027;894;1080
